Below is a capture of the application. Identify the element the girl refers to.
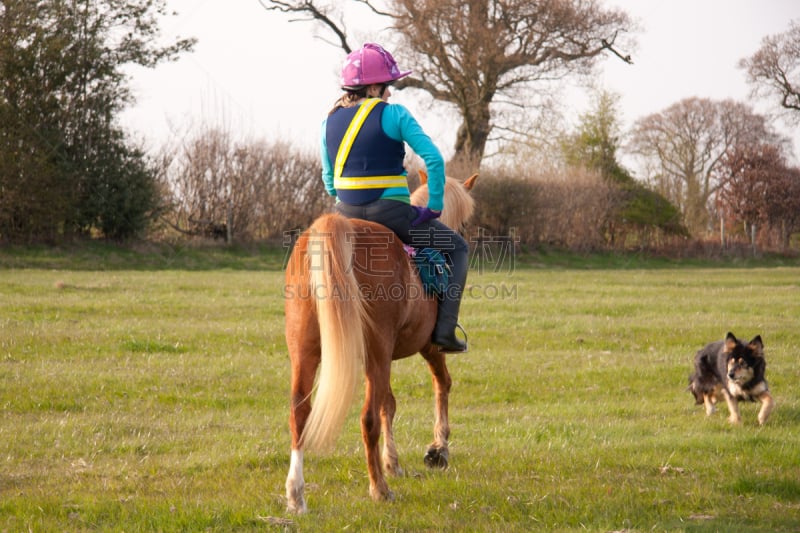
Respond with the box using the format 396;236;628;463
320;43;468;352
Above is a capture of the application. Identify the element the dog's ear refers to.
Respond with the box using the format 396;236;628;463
725;332;738;352
748;335;764;357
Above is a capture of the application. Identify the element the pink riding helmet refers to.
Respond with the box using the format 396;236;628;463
340;43;411;89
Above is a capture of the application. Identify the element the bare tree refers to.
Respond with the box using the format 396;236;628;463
263;0;633;166
766;166;800;250
163;126;327;242
718;144;777;244
718;143;800;251
740;19;800;124
628;97;780;235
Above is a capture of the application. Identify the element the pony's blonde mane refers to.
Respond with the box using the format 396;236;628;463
410;174;476;231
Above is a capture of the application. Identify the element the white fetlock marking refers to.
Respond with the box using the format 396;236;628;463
286;449;307;514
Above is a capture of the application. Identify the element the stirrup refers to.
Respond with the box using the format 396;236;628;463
433;323;468;353
455;323;468;348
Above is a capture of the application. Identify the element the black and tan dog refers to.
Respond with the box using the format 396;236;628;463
688;332;775;425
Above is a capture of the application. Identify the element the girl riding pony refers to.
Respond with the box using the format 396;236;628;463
320;43;468;352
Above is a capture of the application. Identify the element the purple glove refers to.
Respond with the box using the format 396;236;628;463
411;206;441;226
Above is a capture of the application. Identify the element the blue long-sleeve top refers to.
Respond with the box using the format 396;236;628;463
321;102;445;211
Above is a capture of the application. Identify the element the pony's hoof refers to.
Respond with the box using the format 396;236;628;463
424;447;449;469
286;499;307;515
370;486;395;502
386;463;404;477
286;482;307;514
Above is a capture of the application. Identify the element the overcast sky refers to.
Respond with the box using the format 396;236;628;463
121;1;800;169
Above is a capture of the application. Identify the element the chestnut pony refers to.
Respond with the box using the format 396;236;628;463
283;172;477;513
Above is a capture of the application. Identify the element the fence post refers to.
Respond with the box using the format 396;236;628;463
226;202;233;245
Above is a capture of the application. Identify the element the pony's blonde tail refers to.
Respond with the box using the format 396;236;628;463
302;214;369;451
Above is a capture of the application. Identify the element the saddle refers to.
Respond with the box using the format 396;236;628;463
404;245;450;296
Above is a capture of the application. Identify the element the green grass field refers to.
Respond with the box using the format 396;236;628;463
1;245;799;531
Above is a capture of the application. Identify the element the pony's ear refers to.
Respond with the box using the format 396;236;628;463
463;173;478;190
418;169;428;185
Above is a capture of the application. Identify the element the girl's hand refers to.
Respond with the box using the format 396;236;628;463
411;206;441;226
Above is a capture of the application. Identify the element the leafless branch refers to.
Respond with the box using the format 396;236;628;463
262;0;637;163
355;0;395;18
601;33;633;64
258;0;352;53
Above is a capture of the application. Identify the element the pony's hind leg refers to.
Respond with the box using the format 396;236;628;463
362;359;394;502
285;344;319;514
381;384;403;476
421;347;451;469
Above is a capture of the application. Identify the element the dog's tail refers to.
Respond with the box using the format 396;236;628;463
687;373;703;404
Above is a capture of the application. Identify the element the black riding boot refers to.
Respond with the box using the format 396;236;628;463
432;301;467;352
431;243;468;353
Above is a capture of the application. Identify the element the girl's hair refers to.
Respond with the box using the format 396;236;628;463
328;89;367;115
328;84;388;115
